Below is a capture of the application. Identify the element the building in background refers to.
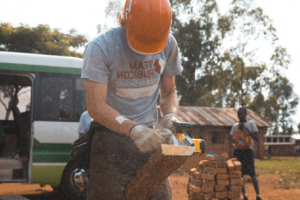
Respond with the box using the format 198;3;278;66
174;107;272;171
264;134;300;156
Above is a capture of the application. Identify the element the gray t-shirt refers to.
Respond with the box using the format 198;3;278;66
230;120;258;150
82;27;182;126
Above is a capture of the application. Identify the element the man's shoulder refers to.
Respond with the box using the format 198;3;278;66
90;26;123;45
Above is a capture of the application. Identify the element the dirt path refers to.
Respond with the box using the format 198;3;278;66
1;174;300;200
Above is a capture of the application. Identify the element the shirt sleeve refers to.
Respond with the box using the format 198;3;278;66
81;39;111;83
250;121;259;133
162;34;183;77
230;124;237;136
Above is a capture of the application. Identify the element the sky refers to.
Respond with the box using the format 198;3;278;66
0;0;299;126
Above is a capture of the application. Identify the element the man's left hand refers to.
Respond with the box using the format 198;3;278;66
159;113;179;129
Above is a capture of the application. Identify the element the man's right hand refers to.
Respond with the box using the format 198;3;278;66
129;125;172;153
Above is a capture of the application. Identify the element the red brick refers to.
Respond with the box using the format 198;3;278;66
217;179;229;186
216;174;229;180
189;184;202;193
189;192;204;200
205;154;216;161
229;171;242;179
228;191;241;199
230;178;244;186
215;191;228;198
203;161;219;168
215;155;227;161
230;186;242;193
216;168;227;174
218;161;228;168
199;160;208;169
202;180;215;187
221;152;230;160
204;192;215;200
191;176;202;187
201;173;215;181
193;171;202;179
226;160;235;170
233;161;242;171
202;186;214;193
202;167;217;175
215;185;228;192
230;158;237;161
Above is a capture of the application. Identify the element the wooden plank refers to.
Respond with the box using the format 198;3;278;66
125;144;194;200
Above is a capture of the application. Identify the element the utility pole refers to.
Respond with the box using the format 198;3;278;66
241;60;245;107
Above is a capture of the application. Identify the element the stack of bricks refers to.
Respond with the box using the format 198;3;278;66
188;153;244;200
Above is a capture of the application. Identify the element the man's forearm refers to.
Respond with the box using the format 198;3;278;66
87;102;137;136
160;91;179;115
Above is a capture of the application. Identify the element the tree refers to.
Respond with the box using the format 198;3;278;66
99;0;298;134
0;23;87;58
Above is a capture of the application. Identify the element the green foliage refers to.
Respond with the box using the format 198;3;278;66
0;23;87;58
169;0;298;134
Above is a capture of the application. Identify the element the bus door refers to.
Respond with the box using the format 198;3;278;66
0;72;34;183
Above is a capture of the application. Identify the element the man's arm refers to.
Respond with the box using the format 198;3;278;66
159;75;179;115
85;79;137;136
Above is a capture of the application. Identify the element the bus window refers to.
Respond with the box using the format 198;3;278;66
74;78;86;120
39;75;74;121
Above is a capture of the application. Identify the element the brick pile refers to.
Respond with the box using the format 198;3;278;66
188;153;244;200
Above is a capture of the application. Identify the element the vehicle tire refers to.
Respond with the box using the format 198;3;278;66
60;157;87;200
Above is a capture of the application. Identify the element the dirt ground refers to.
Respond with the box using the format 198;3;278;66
1;173;300;200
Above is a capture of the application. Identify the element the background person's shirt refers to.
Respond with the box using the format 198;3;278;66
82;26;183;126
77;111;93;134
230;120;258;150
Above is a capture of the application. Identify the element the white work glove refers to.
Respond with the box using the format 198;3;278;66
129;125;172;153
159;113;179;129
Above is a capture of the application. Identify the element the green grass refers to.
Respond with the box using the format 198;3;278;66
253;157;300;189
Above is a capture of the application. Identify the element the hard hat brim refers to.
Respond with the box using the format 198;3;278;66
126;28;169;56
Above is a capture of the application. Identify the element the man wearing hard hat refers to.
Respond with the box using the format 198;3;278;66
82;0;182;199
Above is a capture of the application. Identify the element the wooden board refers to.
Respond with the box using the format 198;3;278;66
125;144;194;200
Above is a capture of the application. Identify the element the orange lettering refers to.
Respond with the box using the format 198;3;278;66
124;71;130;79
117;71;123;79
149;69;153;78
138;71;143;78
148;61;152;68
138;62;143;70
130;63;137;70
144;61;148;69
130;71;134;79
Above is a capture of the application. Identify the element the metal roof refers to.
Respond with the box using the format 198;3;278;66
177;107;273;127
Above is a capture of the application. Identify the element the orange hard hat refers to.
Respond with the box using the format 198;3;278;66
123;0;172;55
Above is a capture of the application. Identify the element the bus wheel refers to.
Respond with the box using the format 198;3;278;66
60;159;87;200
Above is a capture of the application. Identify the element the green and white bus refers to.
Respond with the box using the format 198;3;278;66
0;51;87;200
